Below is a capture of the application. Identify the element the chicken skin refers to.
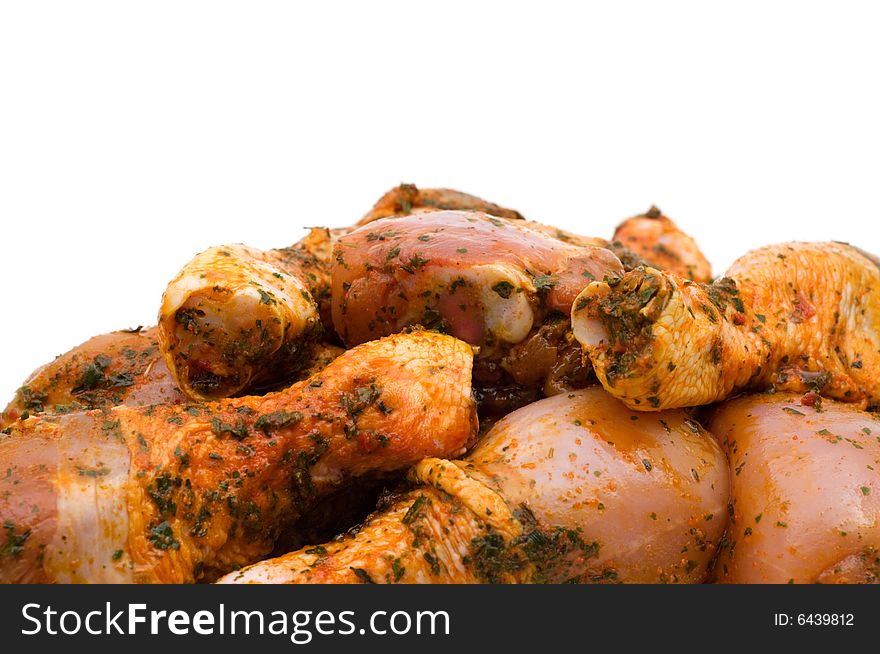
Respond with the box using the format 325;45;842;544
219;387;728;584
612;206;712;283
708;393;880;583
1;328;344;431
334;211;623;348
359;183;632;253
333;211;622;406
572;242;880;410
1;327;185;430
358;183;524;226
158;227;332;401
0;332;476;583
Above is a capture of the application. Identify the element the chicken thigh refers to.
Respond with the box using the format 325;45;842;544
708;393;880;583
333;211;622;407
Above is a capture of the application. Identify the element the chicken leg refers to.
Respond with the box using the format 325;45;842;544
158;227;332;401
572;241;880;410
1;328;343;430
0;331;476;583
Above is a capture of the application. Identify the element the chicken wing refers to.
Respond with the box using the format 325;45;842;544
612;206;712;283
572;242;880;410
158;227;332;401
0;332;476;583
358;183;524;226
219;386;728;584
708;393;880;583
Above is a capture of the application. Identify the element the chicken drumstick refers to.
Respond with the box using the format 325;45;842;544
158;227;332;401
573;241;880;410
1;328;344;430
0;331;476;583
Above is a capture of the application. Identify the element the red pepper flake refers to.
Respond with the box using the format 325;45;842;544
791;292;816;323
800;391;821;408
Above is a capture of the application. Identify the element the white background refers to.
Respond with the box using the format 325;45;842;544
1;1;878;403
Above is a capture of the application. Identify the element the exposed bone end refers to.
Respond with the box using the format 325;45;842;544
158;244;319;401
469;264;536;345
570;282;611;350
570;271;684;411
171;287;288;400
571;313;609;351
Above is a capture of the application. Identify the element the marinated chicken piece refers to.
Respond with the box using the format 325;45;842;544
358;183;524;226
572;242;880;410
333;210;622;357
502;218;705;399
358;183;614;250
1;329;344;431
708;393;880;583
220;387;728;584
1;327;184;429
612;206;712;282
158;228;332;401
0;332;476;583
524;223;609;250
334;211;623;416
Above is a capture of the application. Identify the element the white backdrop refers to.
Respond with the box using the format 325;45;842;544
1;1;879;403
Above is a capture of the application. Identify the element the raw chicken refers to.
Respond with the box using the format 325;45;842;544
219;387;728;584
0;332;476;583
612;206;712;283
158;228;331;401
333;211;622;407
572;242;880;410
1;328;343;430
1;327;184;429
708;393;879;583
358;183;524;226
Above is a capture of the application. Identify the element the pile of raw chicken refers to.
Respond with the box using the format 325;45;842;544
2;185;879;584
